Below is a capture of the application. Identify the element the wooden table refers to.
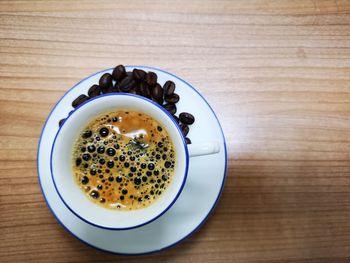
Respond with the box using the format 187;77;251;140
1;1;350;262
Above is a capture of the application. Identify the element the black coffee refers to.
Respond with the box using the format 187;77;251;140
72;110;175;211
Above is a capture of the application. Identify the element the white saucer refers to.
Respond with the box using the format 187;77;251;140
37;66;228;255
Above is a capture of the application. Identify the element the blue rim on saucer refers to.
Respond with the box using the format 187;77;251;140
37;65;228;255
50;93;189;230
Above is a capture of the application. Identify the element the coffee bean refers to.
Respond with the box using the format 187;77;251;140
146;72;157;86
105;85;117;94
132;69;146;81
139;82;151;98
88;84;101;98
165;93;179;104
163;103;177;115
180;123;189;136
118;76;136;92
99;73;113;92
128;87;137;95
112;65;126;81
179;112;195;125
72;94;89;108
185;137;191;144
157;97;164;105
151;83;163;100
59;118;65;127
163;81;175;96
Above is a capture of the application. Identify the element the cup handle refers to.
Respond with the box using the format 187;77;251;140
188;142;221;157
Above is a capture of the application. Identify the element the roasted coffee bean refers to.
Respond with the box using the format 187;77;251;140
151;83;163;100
163;80;175;96
146;72;157;86
112;65;126;81
157;97;164;105
139;82;151;98
185;137;192;144
129;87;137;94
132;69;146;81
118;76;136;92
99;73;113;91
88;84;101;98
59;118;65;127
163;103;177;115
165;93;179;104
179;112;195;125
105;85;116;94
113;82;120;92
180;123;189;136
72;94;89;108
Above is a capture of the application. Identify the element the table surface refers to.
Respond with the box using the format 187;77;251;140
1;0;350;262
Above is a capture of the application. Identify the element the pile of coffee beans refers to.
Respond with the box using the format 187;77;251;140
59;65;195;144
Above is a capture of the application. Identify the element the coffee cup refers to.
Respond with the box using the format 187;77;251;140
51;93;220;230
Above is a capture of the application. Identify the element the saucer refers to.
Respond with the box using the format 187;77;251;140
37;66;228;255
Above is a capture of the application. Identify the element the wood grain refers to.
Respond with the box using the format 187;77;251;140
1;0;350;262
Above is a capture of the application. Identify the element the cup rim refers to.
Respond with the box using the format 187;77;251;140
50;92;189;230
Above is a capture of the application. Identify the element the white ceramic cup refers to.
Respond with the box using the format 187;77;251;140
51;93;220;230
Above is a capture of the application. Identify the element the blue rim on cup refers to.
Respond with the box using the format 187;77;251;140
50;93;190;230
